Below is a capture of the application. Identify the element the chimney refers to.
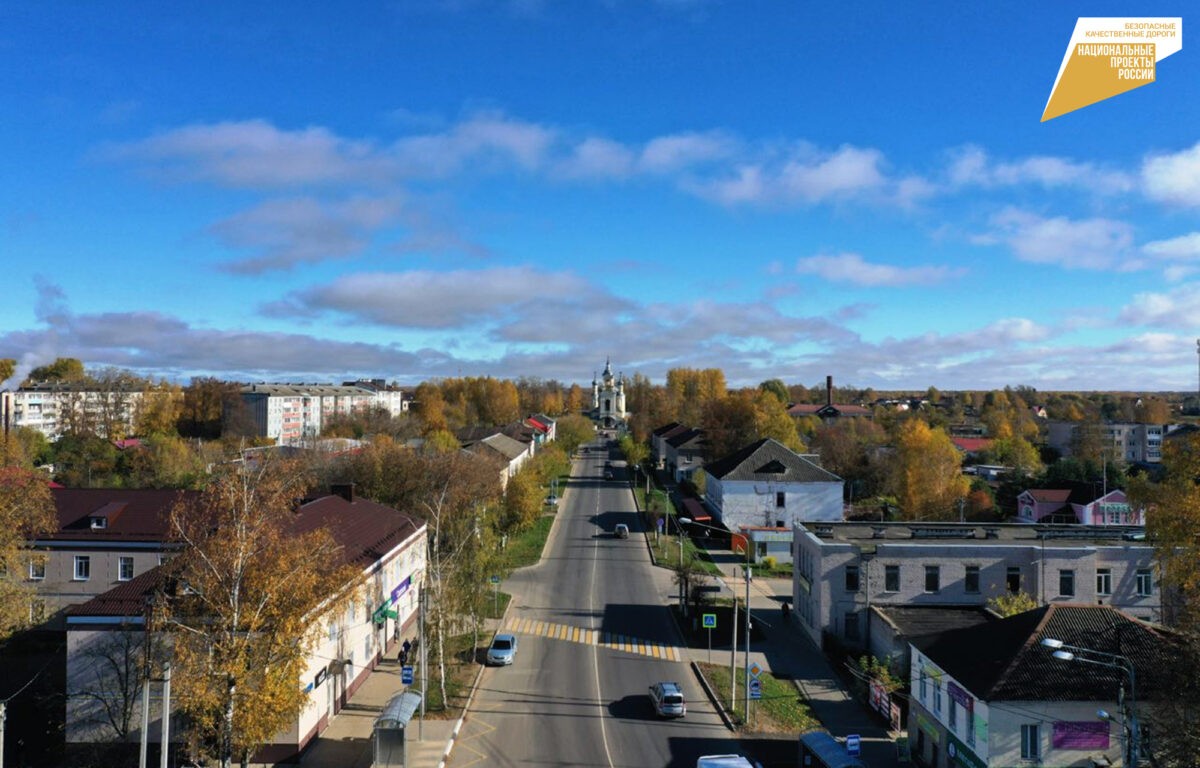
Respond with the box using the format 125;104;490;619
826;375;833;407
331;483;355;503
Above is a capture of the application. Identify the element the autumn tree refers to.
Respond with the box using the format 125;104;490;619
987;591;1038;617
127;435;205;489
758;379;789;405
0;425;50;470
180;377;239;439
810;418;888;500
701;391;758;461
0;466;57;641
554;413;596;455
619;434;649;470
566;383;586;413
666;368;726;426
754;390;804;452
28;356;85;382
0;358;15;385
887;420;969;521
500;469;542;532
162;460;354;768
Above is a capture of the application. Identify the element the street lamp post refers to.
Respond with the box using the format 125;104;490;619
1042;638;1138;766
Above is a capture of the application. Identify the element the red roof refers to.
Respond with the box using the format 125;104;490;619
1026;489;1072;503
47;488;197;543
952;437;993;453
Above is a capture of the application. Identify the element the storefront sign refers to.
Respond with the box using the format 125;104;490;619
916;712;940;741
946;732;987;768
391;575;412;602
1053;721;1110;749
314;668;328;688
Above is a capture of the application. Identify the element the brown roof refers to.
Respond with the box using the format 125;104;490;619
1025;489;1072;503
68;493;426;620
46;488;198;543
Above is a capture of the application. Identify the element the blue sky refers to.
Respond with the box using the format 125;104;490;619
3;2;1199;391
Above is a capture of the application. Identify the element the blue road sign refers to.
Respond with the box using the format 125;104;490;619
748;677;762;699
401;665;414;685
846;734;861;757
490;575;500;584
702;613;717;629
657;518;664;531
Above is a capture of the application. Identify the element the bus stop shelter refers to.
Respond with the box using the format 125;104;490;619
373;691;423;768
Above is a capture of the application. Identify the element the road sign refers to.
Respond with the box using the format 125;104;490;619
748;661;762;678
845;734;861;757
702;613;717;629
401;666;414;685
490;575;500;584
657;518;664;532
747;677;762;699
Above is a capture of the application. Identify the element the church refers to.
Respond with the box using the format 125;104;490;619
591;358;627;429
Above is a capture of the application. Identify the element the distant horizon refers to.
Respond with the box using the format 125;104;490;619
4;4;1200;391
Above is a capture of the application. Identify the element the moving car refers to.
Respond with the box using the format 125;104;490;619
614;523;629;539
649;681;686;718
486;633;518;666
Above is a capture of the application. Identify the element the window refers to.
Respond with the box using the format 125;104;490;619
885;565;900;592
29;559;46;581
964;565;980;594
1059;569;1075;597
1007;566;1021;594
845;612;860;640
1021;724;1041;760
328;621;337;642
776;491;785;507
966;708;975;746
949;697;958;730
118;557;134;582
845;565;860;592
74;556;90;581
925;565;940;593
933;684;942;714
1136;568;1153;596
1097;568;1113;596
919;669;927;701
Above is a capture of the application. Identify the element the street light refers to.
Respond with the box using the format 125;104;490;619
1041;637;1139;766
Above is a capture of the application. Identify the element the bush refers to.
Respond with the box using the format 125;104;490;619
762;556;777;570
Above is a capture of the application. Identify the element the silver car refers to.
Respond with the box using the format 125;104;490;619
649;681;686;717
486;633;518;666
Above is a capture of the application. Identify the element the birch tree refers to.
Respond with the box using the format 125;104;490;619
162;459;353;768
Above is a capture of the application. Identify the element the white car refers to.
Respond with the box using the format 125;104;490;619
649;681;686;718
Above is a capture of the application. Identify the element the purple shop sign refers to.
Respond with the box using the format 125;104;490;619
947;681;972;709
391;575;412;602
1052;721;1110;750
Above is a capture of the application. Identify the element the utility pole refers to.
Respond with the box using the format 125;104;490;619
1;700;6;768
744;564;752;725
730;585;738;712
139;677;150;768
159;663;171;768
419;585;426;741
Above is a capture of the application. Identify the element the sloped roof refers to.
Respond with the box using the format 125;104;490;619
913;604;1177;702
1024;489;1072;504
666;428;705;450
44;488;198;543
788;403;872;417
874;605;995;639
704;438;841;483
652;421;683;437
69;493;425;620
480;433;529;461
950;437;992;453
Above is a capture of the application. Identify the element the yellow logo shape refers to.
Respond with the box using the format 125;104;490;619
1043;18;1182;122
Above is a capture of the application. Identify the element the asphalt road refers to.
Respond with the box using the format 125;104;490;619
458;438;743;768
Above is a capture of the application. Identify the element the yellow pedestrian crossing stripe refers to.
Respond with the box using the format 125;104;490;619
503;618;681;662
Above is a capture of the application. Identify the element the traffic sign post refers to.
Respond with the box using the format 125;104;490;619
490;575;500;616
748;677;762;700
702;613;717;662
401;666;414;685
846;734;861;758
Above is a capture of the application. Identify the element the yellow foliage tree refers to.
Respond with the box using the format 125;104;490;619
0;466;56;640
889;420;969;521
162;460;354;768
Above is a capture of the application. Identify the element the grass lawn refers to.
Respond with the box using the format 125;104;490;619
696;662;819;734
649;528;724;576
496;514;555;573
420;632;490;718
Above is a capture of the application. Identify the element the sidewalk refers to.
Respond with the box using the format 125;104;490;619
696;545;900;768
298;650;461;768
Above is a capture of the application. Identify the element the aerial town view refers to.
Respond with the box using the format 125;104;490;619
2;5;1198;768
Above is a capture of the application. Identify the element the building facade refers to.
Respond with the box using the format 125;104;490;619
791;522;1160;651
591;359;626;428
236;383;407;446
703;438;843;532
2;382;147;439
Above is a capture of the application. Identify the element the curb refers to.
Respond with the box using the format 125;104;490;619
690;660;738;731
436;560;523;768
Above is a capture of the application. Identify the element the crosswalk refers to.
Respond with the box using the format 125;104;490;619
502;617;683;662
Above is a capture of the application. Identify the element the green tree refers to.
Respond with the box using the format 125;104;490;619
554;413;596;455
619;434;649;469
500;470;542;532
28;357;85;382
758;379;790;405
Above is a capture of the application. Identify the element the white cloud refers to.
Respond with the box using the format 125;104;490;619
1142;232;1200;260
391;110;557;176
638;131;737;173
1143;141;1200;207
795;252;964;287
556;136;636;179
211;196;405;273
1119;284;1200;328
948;145;1133;192
988;208;1134;270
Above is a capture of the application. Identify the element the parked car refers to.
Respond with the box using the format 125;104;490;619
604;469;613;480
486;633;518;666
649;681;686;718
546;495;559;506
614;523;629;539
